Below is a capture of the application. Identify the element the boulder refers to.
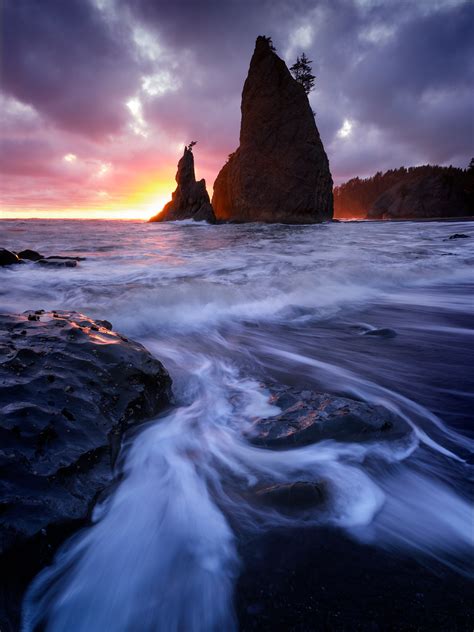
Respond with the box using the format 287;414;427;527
17;250;43;261
149;147;216;223
246;386;410;448
212;36;333;223
0;311;172;630
0;249;20;266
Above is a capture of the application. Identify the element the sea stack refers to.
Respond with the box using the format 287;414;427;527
212;36;333;223
149;146;215;223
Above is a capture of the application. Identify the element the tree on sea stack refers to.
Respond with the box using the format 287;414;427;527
148;144;216;223
290;53;316;94
262;35;276;51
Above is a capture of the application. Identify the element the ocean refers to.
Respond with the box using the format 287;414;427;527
1;218;473;631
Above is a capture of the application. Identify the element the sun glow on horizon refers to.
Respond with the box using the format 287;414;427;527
0;178;174;221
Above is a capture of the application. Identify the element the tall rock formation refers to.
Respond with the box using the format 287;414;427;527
149;147;215;223
212;36;333;223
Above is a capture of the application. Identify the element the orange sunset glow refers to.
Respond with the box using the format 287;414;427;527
1;0;471;222
0;140;192;220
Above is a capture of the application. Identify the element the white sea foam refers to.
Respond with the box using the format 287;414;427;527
1;219;472;630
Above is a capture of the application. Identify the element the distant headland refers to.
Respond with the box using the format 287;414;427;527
150;36;473;225
335;162;474;220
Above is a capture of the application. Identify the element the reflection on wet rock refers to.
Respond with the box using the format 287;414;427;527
247;385;410;448
0;310;171;628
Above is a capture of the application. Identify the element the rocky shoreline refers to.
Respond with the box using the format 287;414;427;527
0;311;172;630
1;294;471;630
0;248;83;268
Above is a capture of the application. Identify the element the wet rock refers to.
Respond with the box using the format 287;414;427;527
448;233;470;240
36;257;77;268
149;146;216;223
246;385;410;448
0;310;172;629
44;255;85;261
0;249;20;266
17;249;43;261
256;481;326;511
212;36;333;223
362;328;397;338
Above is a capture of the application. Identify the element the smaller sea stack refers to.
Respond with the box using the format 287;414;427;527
149;146;215;223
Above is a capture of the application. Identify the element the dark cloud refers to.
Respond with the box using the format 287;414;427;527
1;0;473;213
1;0;140;138
343;2;474;165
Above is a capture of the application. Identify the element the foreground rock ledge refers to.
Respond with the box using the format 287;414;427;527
0;310;172;630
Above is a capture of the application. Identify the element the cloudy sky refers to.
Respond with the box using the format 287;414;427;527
1;0;473;218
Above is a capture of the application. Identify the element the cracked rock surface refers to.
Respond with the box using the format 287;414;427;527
0;310;172;629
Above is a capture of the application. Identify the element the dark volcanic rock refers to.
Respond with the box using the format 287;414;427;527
0;249;20;266
368;171;474;219
448;233;470;240
212;36;333;223
362;327;397;338
246;386;410;448
1;250;85;269
0;311;172;629
36;257;77;268
43;255;85;261
256;481;326;512
237;526;474;632
17;250;43;261
149;147;215;223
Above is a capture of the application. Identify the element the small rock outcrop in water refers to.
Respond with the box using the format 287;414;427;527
0;249;84;268
36;256;77;268
0;249;20;266
212;36;333;223
0;311;172;630
149;146;216;223
362;327;397;338
17;249;43;261
246;385;410;448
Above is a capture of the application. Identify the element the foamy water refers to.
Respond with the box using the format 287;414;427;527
1;219;473;631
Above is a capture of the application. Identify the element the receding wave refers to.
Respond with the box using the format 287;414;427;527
1;219;472;630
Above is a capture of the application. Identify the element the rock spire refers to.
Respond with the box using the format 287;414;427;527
212;36;333;223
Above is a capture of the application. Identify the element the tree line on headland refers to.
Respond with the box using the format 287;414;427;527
334;161;474;220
